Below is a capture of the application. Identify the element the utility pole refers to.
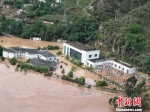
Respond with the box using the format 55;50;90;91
115;10;119;20
63;0;67;26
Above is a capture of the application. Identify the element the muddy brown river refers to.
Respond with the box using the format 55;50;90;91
0;62;117;112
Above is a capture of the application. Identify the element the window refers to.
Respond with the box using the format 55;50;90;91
122;68;124;70
90;64;92;67
54;58;56;60
89;55;92;58
115;64;117;67
50;58;51;60
119;66;120;68
127;69;129;74
87;62;89;65
94;54;97;57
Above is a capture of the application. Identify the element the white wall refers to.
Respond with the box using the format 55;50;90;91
3;51;15;58
87;59;136;75
55;0;61;3
38;54;57;62
63;43;100;65
82;50;100;65
63;43;82;55
28;54;38;59
112;61;136;74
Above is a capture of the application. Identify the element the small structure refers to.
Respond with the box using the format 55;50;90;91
38;0;46;2
38;50;57;62
55;0;61;3
14;14;26;21
57;39;67;43
23;4;33;8
16;9;24;14
30;37;41;41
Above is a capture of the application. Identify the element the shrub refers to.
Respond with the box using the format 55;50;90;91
26;59;30;63
49;66;54;71
127;24;143;34
9;57;17;65
96;80;108;87
71;66;76;71
53;45;60;49
23;68;28;73
85;66;93;72
1;57;5;61
74;77;85;85
60;65;63;68
47;45;60;50
67;70;73;78
61;68;65;74
15;66;19;71
61;75;74;82
44;72;53;77
65;55;69;60
56;51;62;55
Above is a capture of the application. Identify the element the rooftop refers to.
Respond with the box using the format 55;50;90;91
114;60;133;68
10;47;39;54
88;57;105;63
38;51;55;57
65;42;96;51
14;14;26;19
3;48;16;53
30;58;57;67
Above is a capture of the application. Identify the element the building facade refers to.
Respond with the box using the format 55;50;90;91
87;58;136;75
63;42;100;65
3;47;57;62
63;42;136;75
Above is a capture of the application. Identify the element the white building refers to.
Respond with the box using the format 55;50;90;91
38;50;57;62
63;42;136;75
87;58;136;75
30;37;41;41
63;42;100;65
3;47;57;62
38;0;46;2
55;0;61;3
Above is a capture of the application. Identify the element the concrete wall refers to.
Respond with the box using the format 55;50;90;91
38;54;57;62
28;54;38;59
82;50;100;65
63;43;100;65
3;51;15;58
87;59;136;75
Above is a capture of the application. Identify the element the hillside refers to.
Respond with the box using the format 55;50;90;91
0;0;150;74
98;2;150;73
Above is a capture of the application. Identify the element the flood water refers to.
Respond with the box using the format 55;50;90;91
0;62;117;112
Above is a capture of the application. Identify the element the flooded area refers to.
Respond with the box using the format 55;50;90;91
0;63;116;112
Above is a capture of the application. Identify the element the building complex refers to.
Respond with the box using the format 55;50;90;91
63;42;136;75
3;47;57;68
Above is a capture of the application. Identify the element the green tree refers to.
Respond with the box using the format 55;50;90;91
67;70;73;78
10;57;17;65
61;68;65;74
0;45;3;56
96;80;108;87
